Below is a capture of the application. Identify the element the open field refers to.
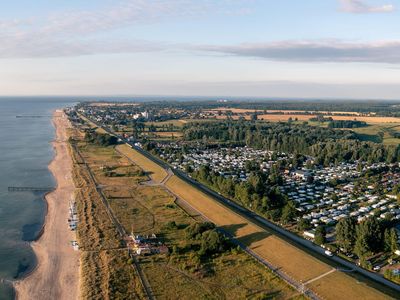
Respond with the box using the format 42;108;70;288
308;271;389;300
350;123;400;145
150;131;183;138
165;176;331;282
116;144;168;183
145;120;187;127
161;170;389;299
70;137;146;299
81;138;302;299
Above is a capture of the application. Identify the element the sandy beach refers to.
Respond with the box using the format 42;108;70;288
15;110;79;300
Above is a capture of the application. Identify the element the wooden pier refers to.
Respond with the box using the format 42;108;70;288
8;186;54;192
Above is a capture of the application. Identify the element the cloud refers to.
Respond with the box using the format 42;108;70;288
0;0;252;58
339;0;395;13
199;40;400;64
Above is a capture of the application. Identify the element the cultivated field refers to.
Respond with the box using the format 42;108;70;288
116;144;168;183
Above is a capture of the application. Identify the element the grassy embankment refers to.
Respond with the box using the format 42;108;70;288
119;145;391;300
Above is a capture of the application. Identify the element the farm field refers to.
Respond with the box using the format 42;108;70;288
116;144;168;183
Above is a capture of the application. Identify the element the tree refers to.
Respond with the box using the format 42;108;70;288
298;218;311;231
385;228;399;253
315;226;326;245
354;232;369;259
336;217;357;253
354;216;382;257
281;201;297;224
198;230;227;256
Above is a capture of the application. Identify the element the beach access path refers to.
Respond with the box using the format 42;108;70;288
15;110;79;300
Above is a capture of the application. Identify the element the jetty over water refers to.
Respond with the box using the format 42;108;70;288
16;115;52;118
8;186;54;192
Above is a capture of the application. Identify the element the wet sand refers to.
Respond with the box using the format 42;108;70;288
15;110;79;300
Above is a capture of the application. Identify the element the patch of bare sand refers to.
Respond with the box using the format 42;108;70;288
15;110;79;300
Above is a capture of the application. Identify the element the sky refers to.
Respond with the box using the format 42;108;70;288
1;0;400;99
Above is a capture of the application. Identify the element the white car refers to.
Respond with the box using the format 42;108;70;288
325;250;333;257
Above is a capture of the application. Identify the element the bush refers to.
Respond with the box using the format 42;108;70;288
186;222;216;239
198;230;228;257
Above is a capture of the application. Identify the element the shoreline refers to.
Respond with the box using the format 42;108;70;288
14;110;79;300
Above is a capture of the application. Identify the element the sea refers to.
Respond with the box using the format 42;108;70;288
0;98;78;299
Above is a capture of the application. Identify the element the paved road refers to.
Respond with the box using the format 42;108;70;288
81;113;400;297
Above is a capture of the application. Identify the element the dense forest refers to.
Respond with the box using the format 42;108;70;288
183;121;400;165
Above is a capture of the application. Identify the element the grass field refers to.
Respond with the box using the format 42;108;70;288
165;176;330;282
70;144;146;299
164;174;390;299
350;123;400;145
81;138;302;299
308;271;391;300
116;144;168;183
145;120;186;127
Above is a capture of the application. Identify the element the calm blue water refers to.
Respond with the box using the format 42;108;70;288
0;98;77;299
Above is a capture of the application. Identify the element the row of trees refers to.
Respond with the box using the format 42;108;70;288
333;217;398;261
191;165;295;221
